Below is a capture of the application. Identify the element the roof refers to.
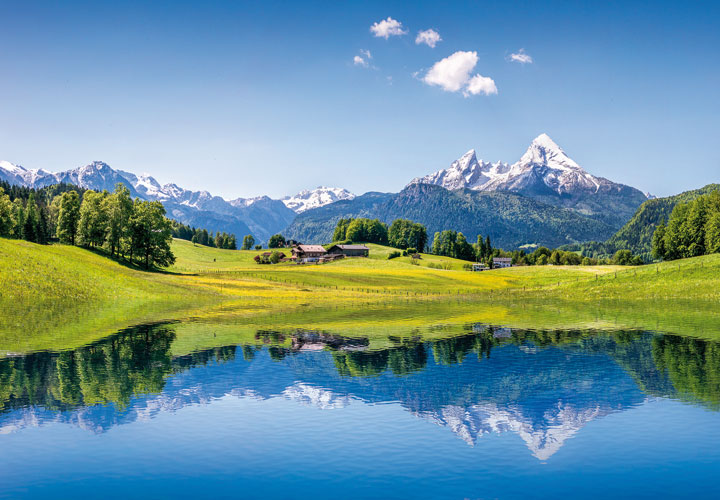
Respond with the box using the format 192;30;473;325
327;244;370;251
493;257;512;262
337;244;369;250
295;244;327;253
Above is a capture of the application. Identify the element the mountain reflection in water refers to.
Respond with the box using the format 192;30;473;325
1;322;719;461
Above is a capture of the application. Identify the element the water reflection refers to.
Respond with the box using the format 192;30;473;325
1;322;719;460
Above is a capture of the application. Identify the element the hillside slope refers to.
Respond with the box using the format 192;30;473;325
284;184;616;249
607;184;720;254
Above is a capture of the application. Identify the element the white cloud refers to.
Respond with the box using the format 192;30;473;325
415;28;442;48
423;50;497;97
370;17;407;39
353;55;368;67
508;48;533;64
423;51;478;92
465;74;498;96
353;50;372;68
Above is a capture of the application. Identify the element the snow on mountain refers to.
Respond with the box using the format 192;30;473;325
410;133;640;198
410;150;511;191
0;159;355;241
431;401;610;460
282;186;356;213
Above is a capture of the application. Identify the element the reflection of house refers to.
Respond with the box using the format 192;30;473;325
492;257;512;269
325;244;370;258
291;244;327;262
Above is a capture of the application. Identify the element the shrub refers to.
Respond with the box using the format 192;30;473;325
388;251;401;260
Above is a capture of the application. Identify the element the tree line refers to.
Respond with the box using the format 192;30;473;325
331;218;428;251
171;220;237;250
0;182;176;269
652;191;720;261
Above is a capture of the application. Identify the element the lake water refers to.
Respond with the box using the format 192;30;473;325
1;317;720;499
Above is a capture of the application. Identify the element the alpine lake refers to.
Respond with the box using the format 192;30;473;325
2;298;720;499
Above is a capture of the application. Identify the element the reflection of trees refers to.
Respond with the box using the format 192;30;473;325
652;336;720;409
0;323;236;413
4;321;720;416
333;341;427;377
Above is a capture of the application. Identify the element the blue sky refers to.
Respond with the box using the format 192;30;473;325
1;0;718;199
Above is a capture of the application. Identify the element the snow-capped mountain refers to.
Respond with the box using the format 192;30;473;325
282;186;356;213
0;160;354;242
409;134;649;228
430;401;612;460
411;134;631;196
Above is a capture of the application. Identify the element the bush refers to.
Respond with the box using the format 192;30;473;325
388;251;401;260
406;247;417;255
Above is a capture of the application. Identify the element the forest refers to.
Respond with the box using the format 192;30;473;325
652;191;720;261
0;182;174;269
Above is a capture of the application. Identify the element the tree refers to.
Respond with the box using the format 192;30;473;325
706;212;720;255
388;219;427;251
475;235;487;261
77;190;109;248
0;187;12;237
104;184;133;257
333;219;351;242
268;234;286;248
455;232;475;261
57;191;81;245
612;249;637;266
22;193;43;243
431;230;473;261
683;196;707;257
11;198;25;239
242;234;255;250
128;200;175;269
651;221;666;260
227;234;237;250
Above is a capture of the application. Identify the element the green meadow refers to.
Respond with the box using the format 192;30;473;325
2;236;719;354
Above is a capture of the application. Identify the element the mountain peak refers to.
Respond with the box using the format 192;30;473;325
531;133;559;150
520;134;580;171
282;186;355;213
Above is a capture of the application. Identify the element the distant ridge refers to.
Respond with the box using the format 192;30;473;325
0;160;352;242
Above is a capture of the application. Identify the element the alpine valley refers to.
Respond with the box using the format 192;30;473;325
1;134;649;248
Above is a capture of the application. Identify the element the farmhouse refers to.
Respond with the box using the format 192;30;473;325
325;244;370;258
472;263;490;272
292;244;327;262
492;257;512;269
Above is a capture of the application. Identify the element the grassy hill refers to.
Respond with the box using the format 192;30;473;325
284;184;616;249
3;237;720;353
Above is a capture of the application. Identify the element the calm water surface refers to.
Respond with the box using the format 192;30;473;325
1;319;720;499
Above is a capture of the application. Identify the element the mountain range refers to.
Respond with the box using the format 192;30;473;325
0;134;650;248
410;133;649;228
0;160;351;243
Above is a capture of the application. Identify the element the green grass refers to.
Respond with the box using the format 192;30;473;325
2;237;720;354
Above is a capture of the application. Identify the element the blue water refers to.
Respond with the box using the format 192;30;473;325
1;324;719;499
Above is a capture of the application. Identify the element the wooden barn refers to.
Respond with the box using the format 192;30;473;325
325;244;370;258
